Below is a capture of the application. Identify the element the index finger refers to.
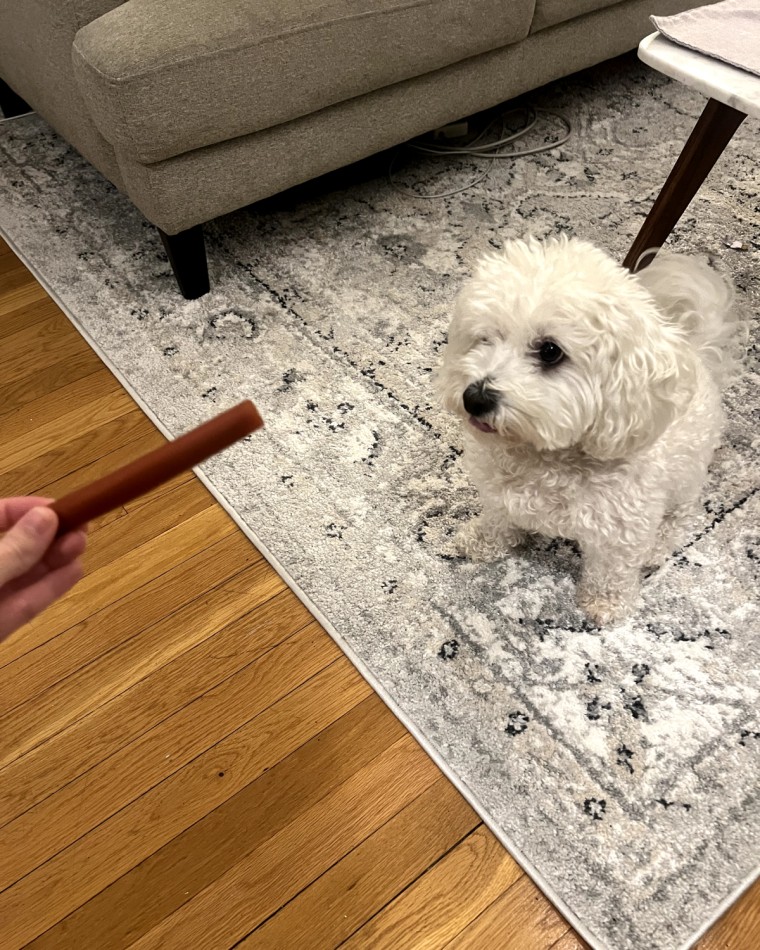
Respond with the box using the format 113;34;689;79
0;497;55;532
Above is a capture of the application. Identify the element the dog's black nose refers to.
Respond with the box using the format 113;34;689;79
463;381;499;417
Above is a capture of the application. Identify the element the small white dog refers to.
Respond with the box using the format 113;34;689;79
437;236;738;625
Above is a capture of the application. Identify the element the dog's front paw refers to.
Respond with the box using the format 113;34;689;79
455;517;523;562
646;506;697;569
454;521;494;561
576;587;631;627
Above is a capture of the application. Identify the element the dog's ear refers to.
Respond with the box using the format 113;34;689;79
580;318;699;461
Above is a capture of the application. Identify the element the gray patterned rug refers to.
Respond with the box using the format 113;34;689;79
1;53;758;950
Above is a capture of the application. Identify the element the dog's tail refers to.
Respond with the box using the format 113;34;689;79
633;252;745;388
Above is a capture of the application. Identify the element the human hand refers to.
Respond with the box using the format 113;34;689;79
0;497;87;642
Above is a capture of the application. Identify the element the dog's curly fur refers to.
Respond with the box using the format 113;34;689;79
437;236;740;625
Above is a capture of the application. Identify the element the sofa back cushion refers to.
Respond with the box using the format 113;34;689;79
0;0;126;185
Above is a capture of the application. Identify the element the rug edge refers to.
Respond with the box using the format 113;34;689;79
4;218;754;950
676;865;760;950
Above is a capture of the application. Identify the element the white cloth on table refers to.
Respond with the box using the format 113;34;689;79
651;0;760;77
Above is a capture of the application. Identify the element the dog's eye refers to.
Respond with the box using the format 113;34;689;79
537;340;565;366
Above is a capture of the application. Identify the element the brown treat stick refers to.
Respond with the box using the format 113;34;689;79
50;400;264;536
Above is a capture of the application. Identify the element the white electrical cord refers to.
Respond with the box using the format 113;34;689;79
0;110;35;123
389;106;572;199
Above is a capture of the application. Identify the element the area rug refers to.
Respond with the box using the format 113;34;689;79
1;53;758;950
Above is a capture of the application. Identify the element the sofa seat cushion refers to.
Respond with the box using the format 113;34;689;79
72;0;535;165
530;0;622;34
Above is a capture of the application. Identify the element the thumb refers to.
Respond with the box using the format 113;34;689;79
0;506;58;587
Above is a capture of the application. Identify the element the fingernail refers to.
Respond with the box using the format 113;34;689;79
26;507;55;535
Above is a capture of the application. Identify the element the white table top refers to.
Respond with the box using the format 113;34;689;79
639;32;760;119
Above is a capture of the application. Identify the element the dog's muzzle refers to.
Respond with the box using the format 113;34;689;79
463;380;499;417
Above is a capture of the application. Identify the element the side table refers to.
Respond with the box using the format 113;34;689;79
624;30;760;271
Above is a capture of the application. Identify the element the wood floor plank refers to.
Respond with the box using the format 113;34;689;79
0;406;155;497
0;314;87;385
446;873;573;950
132;735;442;950
30;693;402;950
0;348;104;420
0;504;234;667
0;517;258;764
245;776;480;949
0;530;259;718
36;419;169;503
0;375;129;467
0;621;333;890
340;826;523;949
0;246;26;280
0;269;47;318
0;293;60;339
39;413;204;526
2;659;370;948
0;384;133;482
549;929;591;949
696;878;760;950
79;476;213;572
0;585;307;826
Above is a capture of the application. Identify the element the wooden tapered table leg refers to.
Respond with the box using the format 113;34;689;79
623;97;746;272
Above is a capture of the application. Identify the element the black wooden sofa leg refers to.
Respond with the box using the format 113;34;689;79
0;78;32;118
158;224;210;299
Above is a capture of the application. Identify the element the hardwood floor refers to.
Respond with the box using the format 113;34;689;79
0;237;757;948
